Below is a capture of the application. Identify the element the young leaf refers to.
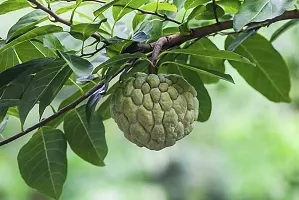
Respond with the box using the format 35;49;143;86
57;51;93;77
159;49;255;65
63;105;108;166
225;34;291;102
233;0;296;31
17;127;67;200
141;2;177;12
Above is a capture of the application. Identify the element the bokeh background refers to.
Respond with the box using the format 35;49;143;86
1;5;299;200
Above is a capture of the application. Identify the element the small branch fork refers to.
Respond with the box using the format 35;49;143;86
1;0;299;146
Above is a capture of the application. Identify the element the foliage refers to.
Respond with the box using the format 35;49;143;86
0;0;298;198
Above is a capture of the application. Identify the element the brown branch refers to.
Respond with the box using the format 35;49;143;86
126;10;299;54
27;0;102;41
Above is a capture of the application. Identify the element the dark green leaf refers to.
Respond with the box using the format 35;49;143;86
63;105;108;166
18;127;67;200
270;19;299;42
233;0;296;31
0;99;19;109
225;34;291;102
18;59;67;125
70;21;106;41
57;51;93;77
96;95;111;120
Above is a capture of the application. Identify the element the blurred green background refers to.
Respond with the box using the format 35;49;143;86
1;6;299;200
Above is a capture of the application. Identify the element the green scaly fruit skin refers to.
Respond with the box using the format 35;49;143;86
110;72;199;151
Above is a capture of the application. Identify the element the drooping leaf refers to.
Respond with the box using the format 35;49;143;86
63;105;108;166
233;0;297;31
161;61;234;83
159;49;255;65
0;0;30;15
18;59;68;125
17;127;67;200
270;19;299;42
57;51;93;77
96;95;112;120
225;34;291;102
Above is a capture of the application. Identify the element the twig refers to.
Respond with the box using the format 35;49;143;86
212;0;219;24
27;0;102;41
150;37;168;73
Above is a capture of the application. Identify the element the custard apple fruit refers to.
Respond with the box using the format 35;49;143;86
110;72;199;150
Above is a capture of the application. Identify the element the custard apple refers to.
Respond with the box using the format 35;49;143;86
110;72;199;150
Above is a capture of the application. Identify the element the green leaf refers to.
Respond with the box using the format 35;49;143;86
112;0;146;21
187;38;225;84
0;0;30;15
0;25;63;55
165;63;212;122
96;95;111;120
141;2;177;12
225;34;291;102
70;21;106;41
217;0;241;14
63;105;108;166
93;52;149;73
227;29;257;51
161;61;234;83
184;0;210;9
94;0;121;18
57;51;93;77
39;64;72;118
18;59;68;125
270;19;299;42
6;10;47;42
160;49;255;65
18;127;67;200
233;0;296;31
0;99;19;109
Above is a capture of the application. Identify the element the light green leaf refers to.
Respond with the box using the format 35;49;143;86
63;105;108;166
141;2;177;12
57;51;93;77
94;0;121;18
184;0;209;9
233;0;296;31
112;0;146;21
160;49;255;65
217;0;241;14
0;0;30;15
225;34;291;102
18;127;67;200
